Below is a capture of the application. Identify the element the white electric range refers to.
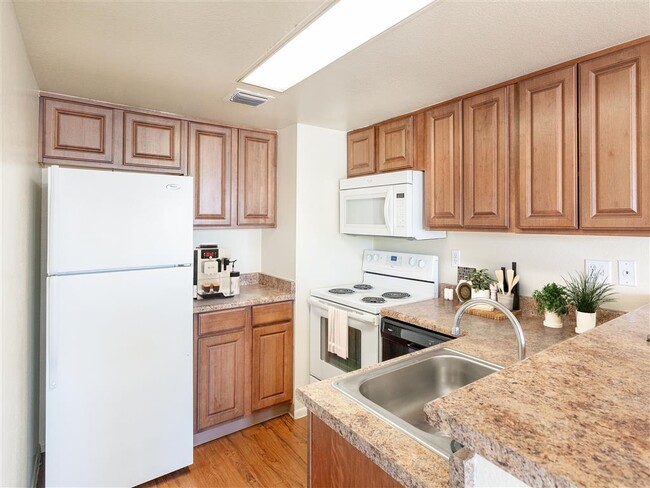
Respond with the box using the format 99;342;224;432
309;249;439;382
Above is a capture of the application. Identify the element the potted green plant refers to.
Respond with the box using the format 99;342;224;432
532;283;568;328
563;270;616;333
468;269;495;300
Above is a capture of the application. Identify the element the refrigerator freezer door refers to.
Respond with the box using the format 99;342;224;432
46;267;193;487
47;166;192;275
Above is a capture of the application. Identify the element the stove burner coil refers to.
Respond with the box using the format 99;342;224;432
353;284;373;290
382;292;411;299
328;288;355;295
362;296;386;304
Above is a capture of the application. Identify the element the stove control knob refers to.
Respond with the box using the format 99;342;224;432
408;257;416;267
372;254;379;262
418;260;426;269
366;254;372;262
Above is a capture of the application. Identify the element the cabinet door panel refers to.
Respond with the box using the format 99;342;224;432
237;130;277;226
579;42;650;230
347;127;375;176
123;112;185;173
463;87;510;229
197;330;246;430
518;66;578;229
189;123;234;226
424;101;463;229
42;99;114;165
252;322;292;411
377;116;414;172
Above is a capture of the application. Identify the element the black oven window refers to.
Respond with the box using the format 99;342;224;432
320;317;361;373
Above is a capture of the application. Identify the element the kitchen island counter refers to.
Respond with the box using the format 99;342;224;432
298;299;650;487
193;273;294;313
297;298;586;487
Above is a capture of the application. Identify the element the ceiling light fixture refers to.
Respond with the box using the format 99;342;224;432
241;0;436;92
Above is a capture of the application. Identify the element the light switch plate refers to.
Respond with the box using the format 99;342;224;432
451;249;461;267
618;260;637;286
585;260;612;284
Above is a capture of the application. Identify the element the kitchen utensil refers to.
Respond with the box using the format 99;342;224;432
506;269;515;294
512;262;520;310
508;276;520;295
495;269;505;294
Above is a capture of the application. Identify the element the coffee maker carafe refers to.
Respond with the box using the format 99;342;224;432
193;245;237;299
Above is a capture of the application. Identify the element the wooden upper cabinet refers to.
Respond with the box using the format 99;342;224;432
189;123;235;226
41;98;115;166
123;112;186;174
237;130;277;227
423;101;463;229
462;86;510;229
579;42;650;231
347;127;375;177
518;66;578;230
377;116;416;172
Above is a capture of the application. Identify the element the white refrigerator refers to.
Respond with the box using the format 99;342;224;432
44;166;194;487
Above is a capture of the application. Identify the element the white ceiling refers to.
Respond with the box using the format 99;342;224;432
13;0;650;132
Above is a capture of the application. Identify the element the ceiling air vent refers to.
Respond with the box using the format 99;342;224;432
228;90;269;107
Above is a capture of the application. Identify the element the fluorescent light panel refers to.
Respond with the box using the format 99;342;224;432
242;0;434;92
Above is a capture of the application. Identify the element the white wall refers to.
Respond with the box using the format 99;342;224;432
261;125;297;281
193;229;261;273
374;232;650;311
291;124;372;414
1;2;42;486
261;124;372;417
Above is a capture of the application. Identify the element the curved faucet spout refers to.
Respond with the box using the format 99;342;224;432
451;298;527;361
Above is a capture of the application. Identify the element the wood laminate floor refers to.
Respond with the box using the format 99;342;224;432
139;415;308;488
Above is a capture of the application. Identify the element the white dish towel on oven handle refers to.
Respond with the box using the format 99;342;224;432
327;306;349;359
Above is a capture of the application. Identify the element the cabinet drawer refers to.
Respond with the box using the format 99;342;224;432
198;307;248;336
252;301;293;327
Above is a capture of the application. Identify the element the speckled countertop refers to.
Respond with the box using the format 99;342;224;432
193;273;294;313
297;298;583;487
425;303;650;488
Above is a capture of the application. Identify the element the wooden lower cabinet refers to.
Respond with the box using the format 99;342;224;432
194;301;293;444
309;414;401;488
252;321;293;411
196;329;246;430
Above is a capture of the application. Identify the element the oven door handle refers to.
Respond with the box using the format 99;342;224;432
308;297;380;326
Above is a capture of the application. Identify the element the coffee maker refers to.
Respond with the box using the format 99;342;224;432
193;245;238;299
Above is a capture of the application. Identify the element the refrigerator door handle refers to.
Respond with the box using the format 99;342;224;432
48;278;59;389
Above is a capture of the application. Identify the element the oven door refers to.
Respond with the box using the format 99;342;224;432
308;297;380;381
339;186;394;236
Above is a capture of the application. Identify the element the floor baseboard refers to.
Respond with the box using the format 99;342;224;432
291;406;307;419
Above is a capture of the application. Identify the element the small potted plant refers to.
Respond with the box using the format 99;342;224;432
532;283;568;328
563;270;616;334
468;269;494;300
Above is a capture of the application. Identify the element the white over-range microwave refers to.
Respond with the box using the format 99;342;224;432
339;170;446;240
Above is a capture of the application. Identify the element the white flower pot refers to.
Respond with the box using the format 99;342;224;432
543;311;563;328
575;311;597;334
471;289;494;310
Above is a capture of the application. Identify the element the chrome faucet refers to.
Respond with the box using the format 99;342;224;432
451;298;527;360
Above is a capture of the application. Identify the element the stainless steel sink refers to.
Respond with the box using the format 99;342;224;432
333;348;502;459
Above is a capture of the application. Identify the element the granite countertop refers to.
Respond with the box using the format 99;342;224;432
193;273;294;313
425;303;650;488
297;298;583;487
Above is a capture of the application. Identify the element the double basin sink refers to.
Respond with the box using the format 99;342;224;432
333;348;502;459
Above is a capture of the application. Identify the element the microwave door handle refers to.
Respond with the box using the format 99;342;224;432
384;189;394;234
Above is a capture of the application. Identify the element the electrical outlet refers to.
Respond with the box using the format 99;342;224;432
451;249;461;267
618;260;637;286
585;260;612;283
